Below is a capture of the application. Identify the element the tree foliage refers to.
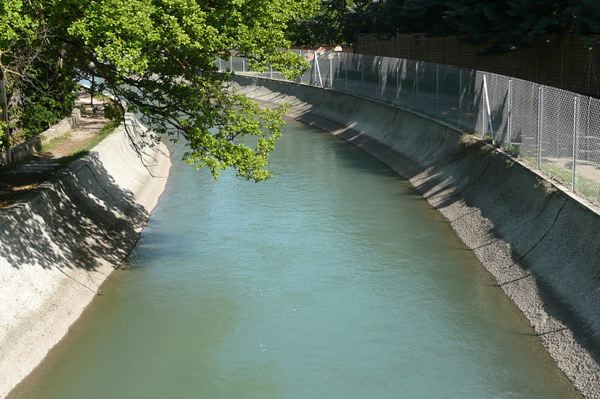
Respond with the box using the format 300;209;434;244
288;0;600;49
0;0;316;180
347;0;600;52
287;0;370;46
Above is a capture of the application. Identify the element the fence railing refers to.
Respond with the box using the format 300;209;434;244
219;51;600;207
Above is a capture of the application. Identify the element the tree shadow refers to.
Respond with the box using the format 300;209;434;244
326;53;486;135
236;75;600;382
0;152;148;272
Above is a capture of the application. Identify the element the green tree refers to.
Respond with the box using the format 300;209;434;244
0;0;316;180
349;0;600;52
287;0;371;46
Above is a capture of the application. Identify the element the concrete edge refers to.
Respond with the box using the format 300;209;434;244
235;75;600;398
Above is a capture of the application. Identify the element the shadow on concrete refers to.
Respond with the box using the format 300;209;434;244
0;152;148;272
329;55;486;136
235;76;600;392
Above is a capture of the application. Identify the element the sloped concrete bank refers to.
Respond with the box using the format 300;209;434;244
235;76;600;398
0;115;171;398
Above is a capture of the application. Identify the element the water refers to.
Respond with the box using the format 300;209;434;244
11;119;578;399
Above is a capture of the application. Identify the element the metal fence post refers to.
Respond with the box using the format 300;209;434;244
481;84;486;137
586;99;591;161
537;86;543;170
242;58;246;73
360;56;364;84
396;62;400;105
414;62;419;107
230;57;233;71
379;59;383;96
309;55;315;85
508;79;513;145
572;96;579;191
435;64;439;116
312;55;323;88
329;56;333;88
482;75;494;141
298;50;303;84
269;64;273;79
344;55;348;91
458;69;462;129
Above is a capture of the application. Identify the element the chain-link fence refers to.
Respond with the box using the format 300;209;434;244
218;51;600;207
354;34;600;98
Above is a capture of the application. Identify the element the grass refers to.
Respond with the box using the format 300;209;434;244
0;119;119;178
41;132;73;152
505;143;520;157
0;115;121;208
573;175;600;205
522;156;600;205
16;183;40;190
67;119;119;159
47;119;120;169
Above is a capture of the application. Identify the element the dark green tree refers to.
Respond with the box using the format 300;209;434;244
349;0;600;52
287;0;371;46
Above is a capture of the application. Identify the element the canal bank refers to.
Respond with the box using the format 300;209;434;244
0;115;170;398
234;76;600;398
9;119;579;399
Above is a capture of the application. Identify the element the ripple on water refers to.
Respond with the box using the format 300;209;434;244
10;119;580;399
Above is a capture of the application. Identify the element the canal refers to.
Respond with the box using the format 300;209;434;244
11;119;578;398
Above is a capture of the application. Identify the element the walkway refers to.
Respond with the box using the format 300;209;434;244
0;111;110;206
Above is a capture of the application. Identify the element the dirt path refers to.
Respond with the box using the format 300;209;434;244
0;112;110;206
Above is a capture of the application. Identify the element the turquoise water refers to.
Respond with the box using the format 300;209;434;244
11;119;578;398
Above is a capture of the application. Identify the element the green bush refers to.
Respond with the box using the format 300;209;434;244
103;100;124;122
14;62;77;144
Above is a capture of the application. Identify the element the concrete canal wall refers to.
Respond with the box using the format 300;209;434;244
0;115;171;398
234;75;600;398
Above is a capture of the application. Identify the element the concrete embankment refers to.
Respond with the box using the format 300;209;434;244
234;76;600;398
0;115;171;398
